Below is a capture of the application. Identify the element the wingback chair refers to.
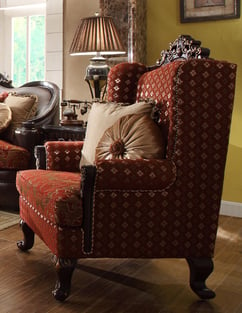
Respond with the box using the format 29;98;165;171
16;36;237;301
0;79;59;210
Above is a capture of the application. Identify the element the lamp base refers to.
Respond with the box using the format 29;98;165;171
85;55;109;100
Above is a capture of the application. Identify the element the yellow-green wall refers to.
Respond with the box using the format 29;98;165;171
147;1;242;203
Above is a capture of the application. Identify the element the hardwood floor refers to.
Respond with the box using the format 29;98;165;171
0;215;241;313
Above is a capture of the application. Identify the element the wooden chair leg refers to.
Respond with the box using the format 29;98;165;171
52;257;77;301
17;219;35;251
186;257;216;299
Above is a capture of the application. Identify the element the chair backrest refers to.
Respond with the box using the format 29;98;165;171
106;38;237;247
107;35;210;104
106;62;147;104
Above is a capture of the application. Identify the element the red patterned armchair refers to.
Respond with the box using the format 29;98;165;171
16;36;237;301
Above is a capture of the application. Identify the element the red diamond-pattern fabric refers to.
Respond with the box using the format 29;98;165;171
45;141;83;172
17;58;237;260
89;59;237;258
95;158;176;191
137;61;182;156
0;139;30;169
107;62;147;104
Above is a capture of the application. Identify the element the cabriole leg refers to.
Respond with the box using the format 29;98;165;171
17;219;35;251
52;257;77;301
186;257;216;299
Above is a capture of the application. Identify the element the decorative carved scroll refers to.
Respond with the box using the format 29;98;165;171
0;73;14;88
157;35;210;66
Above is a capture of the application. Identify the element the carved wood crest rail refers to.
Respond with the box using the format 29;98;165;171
157;35;210;66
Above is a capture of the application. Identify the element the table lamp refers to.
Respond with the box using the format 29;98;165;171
69;13;125;100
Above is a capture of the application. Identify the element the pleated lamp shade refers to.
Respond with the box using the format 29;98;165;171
69;15;125;56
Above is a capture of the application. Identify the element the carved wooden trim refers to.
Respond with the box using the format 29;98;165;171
0;73;14;88
157;35;210;66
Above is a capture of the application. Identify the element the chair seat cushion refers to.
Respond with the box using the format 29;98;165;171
16;169;82;227
0;140;30;169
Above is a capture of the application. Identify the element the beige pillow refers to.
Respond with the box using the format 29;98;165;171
4;93;38;142
0;104;12;133
95;113;165;161
80;101;154;166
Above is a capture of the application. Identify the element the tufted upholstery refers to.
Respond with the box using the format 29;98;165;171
16;57;237;301
95;113;165;160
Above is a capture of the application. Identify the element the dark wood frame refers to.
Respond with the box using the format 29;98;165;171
180;0;240;22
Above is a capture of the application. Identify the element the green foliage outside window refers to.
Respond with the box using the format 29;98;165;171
13;17;27;86
13;15;45;86
30;16;45;82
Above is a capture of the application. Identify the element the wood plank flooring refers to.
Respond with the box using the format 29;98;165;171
0;215;241;313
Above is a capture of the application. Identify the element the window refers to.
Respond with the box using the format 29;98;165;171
12;14;45;86
0;1;46;86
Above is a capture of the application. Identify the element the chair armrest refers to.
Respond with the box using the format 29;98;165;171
44;141;83;172
80;159;176;253
95;158;176;191
80;165;97;253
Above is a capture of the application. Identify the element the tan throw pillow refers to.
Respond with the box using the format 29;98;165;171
0;104;12;133
4;93;38;142
80;101;154;166
95;113;165;161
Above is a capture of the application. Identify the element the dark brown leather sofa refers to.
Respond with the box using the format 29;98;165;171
0;77;60;210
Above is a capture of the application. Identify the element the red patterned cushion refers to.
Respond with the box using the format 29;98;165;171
107;62;147;103
0;140;30;169
16;169;82;227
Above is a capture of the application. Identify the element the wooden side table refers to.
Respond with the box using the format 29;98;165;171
41;124;86;142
